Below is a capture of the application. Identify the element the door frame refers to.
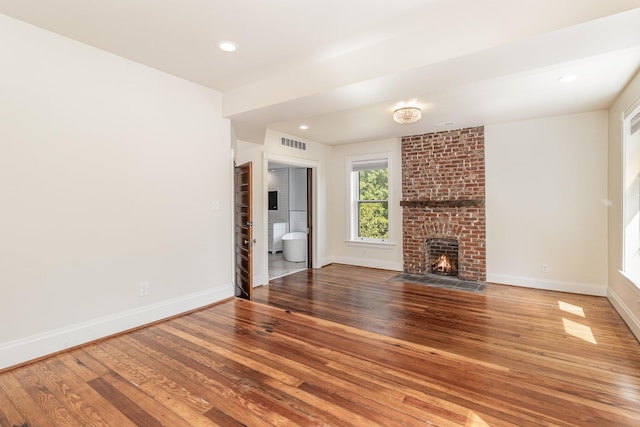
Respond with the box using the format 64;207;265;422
262;153;319;277
306;167;313;269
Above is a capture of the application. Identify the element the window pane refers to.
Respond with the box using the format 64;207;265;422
358;169;388;201
358;201;389;239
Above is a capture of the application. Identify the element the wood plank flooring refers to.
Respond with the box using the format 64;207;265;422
1;264;640;426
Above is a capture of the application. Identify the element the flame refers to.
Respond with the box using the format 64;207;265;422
431;254;457;275
433;254;452;271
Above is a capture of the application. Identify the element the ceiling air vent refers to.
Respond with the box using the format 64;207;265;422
631;112;640;135
281;137;306;151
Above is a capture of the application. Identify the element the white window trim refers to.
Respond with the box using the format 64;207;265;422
344;240;396;249
345;152;393;245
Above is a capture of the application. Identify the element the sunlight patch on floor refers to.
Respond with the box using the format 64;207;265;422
558;300;585;317
466;411;490;426
562;318;597;344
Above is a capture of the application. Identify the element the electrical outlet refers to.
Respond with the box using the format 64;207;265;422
542;264;550;273
139;281;149;297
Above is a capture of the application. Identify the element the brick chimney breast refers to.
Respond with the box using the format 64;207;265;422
401;126;486;283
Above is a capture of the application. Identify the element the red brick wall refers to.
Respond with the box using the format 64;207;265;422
401;126;486;282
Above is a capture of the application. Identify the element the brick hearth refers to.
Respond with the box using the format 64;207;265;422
401;126;486;282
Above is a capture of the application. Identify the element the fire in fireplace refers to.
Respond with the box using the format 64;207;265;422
427;238;459;277
431;254;458;276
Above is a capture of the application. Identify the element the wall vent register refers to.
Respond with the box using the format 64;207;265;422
281;137;307;151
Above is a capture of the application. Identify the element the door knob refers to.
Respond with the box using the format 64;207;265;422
244;238;256;246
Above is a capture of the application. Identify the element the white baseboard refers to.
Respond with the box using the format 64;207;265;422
317;257;333;268
487;273;606;296
608;287;640;342
329;256;403;272
0;284;233;371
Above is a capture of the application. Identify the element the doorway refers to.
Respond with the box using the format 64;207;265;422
267;162;312;279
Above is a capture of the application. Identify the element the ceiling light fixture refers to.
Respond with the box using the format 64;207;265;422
393;106;422;124
216;40;238;52
299;124;309;130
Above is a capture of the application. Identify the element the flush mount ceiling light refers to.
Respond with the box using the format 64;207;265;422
393;106;422;124
299;124;309;130
216;40;238;52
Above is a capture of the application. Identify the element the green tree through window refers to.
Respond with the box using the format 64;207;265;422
357;168;389;239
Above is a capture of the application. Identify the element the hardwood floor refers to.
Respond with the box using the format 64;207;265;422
1;264;639;426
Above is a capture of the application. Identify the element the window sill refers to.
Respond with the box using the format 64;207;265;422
619;270;640;292
345;240;396;249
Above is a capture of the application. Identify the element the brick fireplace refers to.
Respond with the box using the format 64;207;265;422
401;126;486;283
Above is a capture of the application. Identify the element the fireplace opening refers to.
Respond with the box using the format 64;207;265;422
427;238;458;276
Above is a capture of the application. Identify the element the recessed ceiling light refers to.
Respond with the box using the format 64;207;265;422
299;124;309;130
558;74;577;83
216;40;238;52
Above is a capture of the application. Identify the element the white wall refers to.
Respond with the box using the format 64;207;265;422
607;69;640;341
485;112;608;296
236;129;331;286
0;15;232;369
328;138;403;271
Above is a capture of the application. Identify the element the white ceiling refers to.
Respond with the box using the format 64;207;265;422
2;0;640;145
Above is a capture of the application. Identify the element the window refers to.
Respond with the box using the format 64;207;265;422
348;154;390;242
623;107;640;285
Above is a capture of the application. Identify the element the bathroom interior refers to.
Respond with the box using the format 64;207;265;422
267;162;308;279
